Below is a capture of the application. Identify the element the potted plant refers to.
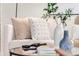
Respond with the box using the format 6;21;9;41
42;3;73;52
42;3;58;22
42;3;62;49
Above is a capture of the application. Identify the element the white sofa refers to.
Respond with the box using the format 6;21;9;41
3;24;54;56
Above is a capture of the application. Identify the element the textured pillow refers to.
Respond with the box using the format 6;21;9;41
11;17;31;40
29;18;51;40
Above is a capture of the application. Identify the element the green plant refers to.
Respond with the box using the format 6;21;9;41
42;3;58;21
44;3;58;14
42;3;72;26
57;9;72;26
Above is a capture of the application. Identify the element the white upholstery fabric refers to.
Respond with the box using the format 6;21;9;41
3;24;13;55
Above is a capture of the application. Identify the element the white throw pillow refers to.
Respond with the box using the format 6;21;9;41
29;18;51;40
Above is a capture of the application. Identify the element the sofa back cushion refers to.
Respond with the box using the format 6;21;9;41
11;17;31;40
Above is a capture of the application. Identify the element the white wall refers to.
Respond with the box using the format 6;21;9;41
58;3;79;14
1;3;16;24
17;3;47;17
1;3;16;55
1;3;79;25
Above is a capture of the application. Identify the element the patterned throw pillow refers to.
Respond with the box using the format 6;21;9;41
29;18;51;40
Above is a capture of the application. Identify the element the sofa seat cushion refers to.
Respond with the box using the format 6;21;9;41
11;17;31;40
9;39;54;49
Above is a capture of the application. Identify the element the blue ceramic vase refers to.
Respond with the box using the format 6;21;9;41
59;30;72;52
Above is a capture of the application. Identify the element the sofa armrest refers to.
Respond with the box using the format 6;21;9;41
2;24;13;55
6;24;14;43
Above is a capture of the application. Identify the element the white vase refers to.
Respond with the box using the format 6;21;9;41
54;23;64;49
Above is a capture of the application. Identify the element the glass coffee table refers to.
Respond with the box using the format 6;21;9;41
9;43;79;56
9;41;79;56
9;43;58;56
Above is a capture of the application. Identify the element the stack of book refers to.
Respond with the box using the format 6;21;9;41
37;46;56;56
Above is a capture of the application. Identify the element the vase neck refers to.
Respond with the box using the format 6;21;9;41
63;24;68;30
63;30;69;39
